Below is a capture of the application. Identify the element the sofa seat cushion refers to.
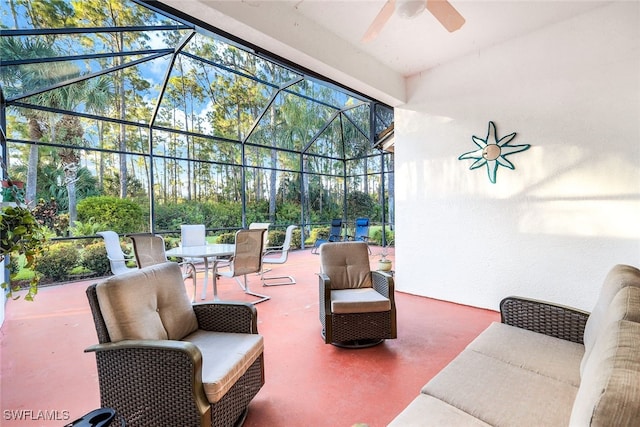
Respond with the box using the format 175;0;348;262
388;394;492;427
422;349;578;427
467;322;584;386
183;330;264;404
330;288;391;314
570;320;640;426
96;262;199;342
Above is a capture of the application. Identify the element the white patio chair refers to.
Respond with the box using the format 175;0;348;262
261;225;297;286
97;231;137;276
180;224;213;300
249;222;270;252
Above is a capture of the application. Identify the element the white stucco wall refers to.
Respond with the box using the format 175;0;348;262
395;2;640;311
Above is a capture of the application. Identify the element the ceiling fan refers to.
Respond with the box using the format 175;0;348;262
362;0;466;43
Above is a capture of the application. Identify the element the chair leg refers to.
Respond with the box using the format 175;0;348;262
261;265;296;287
234;275;270;304
191;272;197;303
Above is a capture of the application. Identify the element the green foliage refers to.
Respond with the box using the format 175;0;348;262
0;205;47;300
310;226;331;241
217;232;236;244
77;196;146;234
32;198;73;237
268;230;286;247
81;242;110;276
346;191;376;221
154;202;242;231
71;218;108;238
2;180;25;203
267;228;302;249
35;243;80;283
369;226;395;246
274;202;303;225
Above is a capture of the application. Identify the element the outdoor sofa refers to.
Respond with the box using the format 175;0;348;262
389;264;640;426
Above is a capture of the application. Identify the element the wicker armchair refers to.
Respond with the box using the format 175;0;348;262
318;241;397;347
85;262;264;427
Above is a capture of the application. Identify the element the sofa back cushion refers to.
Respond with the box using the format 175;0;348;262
96;262;198;342
320;242;372;290
581;286;640;375
571;320;640;426
583;265;640;353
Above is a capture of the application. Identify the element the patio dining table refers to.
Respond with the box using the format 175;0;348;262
166;244;235;301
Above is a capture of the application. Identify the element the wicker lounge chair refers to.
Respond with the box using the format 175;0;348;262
318;241;397;347
85;262;265;427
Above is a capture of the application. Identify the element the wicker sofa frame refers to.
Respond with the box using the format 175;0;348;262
85;284;264;427
500;296;590;344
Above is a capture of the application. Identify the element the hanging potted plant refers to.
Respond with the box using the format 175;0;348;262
1;176;46;300
1;179;25;203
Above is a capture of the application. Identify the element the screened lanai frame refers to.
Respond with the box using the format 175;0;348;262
0;0;394;246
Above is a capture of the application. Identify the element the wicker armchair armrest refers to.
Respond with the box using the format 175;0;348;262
318;273;332;313
500;296;590;344
372;271;395;301
85;340;210;425
192;301;258;334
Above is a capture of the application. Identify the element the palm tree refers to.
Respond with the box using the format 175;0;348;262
0;37;63;206
54;77;111;226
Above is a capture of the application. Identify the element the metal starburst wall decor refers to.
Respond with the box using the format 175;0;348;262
458;121;530;184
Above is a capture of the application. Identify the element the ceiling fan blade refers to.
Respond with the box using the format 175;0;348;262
362;0;396;43
426;0;465;32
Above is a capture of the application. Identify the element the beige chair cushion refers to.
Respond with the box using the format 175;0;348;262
583;265;640;353
183;330;264;403
96;262;198;342
320;241;372;290
330;288;391;314
571;320;640;426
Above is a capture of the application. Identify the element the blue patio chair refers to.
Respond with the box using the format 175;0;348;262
312;219;344;254
351;217;370;242
349;217;371;253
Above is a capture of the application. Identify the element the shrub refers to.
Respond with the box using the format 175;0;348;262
269;228;302;249
291;228;302;249
71;219;108;238
77;196;146;234
309;226;330;241
217;232;236;244
81;242;110;276
268;230;285;247
369;226;395;246
35;243;81;282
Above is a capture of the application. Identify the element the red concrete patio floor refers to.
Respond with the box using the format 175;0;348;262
1;247;499;427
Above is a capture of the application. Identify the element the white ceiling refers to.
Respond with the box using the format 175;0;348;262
163;0;612;105
280;0;608;76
